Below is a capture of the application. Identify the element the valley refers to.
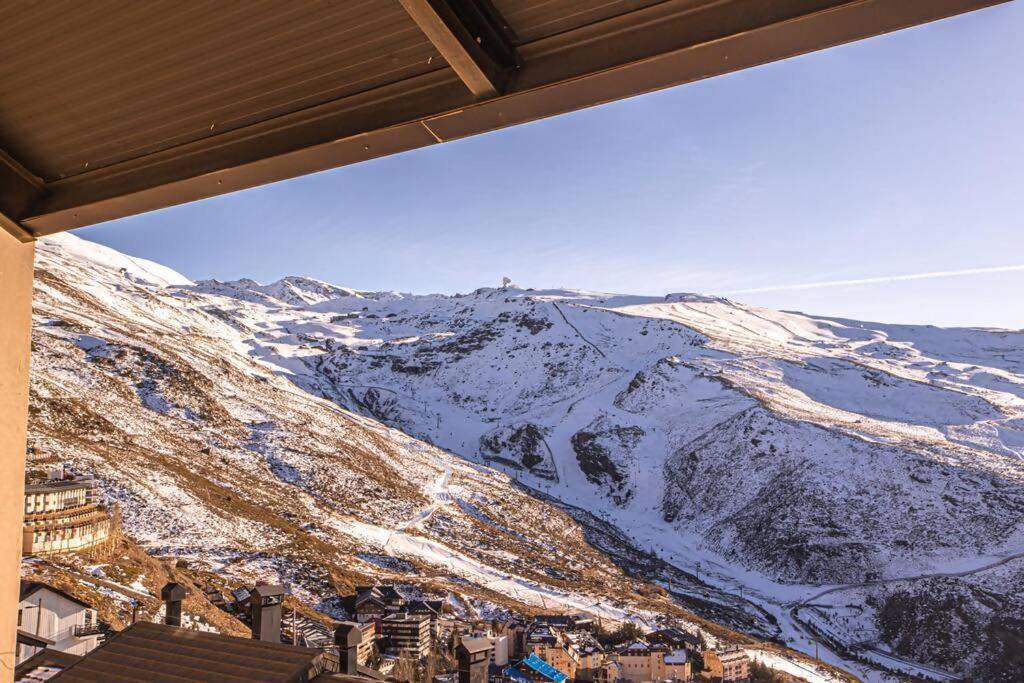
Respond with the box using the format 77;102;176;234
25;233;1024;682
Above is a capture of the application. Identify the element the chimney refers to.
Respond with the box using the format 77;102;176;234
334;622;362;675
250;584;285;642
161;583;187;627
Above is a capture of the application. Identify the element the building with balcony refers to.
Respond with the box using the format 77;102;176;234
23;470;112;556
381;613;431;659
16;582;101;666
524;624;580;681
504;652;568;683
718;647;750;682
612;641;691;682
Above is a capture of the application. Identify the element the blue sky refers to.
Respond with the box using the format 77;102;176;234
78;3;1023;329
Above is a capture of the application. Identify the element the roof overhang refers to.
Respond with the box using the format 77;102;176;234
16;629;55;648
0;0;1009;239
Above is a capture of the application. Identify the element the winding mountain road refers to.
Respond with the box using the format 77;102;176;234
788;550;1024;681
796;549;1024;606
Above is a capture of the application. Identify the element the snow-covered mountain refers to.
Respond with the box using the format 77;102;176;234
196;274;1024;577
193;276;376;308
31;234;678;624
31;234;831;669
28;233;1024;681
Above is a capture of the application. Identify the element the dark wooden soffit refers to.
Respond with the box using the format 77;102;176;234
398;0;519;98
0;149;42;242
0;0;1007;238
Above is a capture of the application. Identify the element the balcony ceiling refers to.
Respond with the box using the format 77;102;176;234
0;0;1007;239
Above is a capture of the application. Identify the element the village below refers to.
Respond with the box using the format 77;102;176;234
14;234;1024;683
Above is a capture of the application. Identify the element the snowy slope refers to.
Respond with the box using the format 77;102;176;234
29;234;830;667
182;278;1023;582
177;261;1023;680
29;234;1024;681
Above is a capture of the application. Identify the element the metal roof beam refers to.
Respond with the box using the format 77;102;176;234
0;150;40;242
399;0;518;98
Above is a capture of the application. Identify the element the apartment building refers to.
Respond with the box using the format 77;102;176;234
718;647;750;682
16;582;101;665
613;641;690;682
381;612;431;659
23;471;112;556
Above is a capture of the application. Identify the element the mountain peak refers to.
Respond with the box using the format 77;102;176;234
30;233;1024;682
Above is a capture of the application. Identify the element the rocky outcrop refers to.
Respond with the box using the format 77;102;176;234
571;416;645;506
479;423;557;480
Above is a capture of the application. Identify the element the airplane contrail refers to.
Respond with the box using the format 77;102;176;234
723;264;1024;295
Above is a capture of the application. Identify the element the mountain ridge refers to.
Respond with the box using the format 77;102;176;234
27;233;1024;681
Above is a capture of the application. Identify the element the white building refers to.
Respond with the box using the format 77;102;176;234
489;633;509;666
23;473;112;556
16;582;102;666
467;626;510;667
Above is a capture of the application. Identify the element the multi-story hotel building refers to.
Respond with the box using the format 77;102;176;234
23;470;112;556
381;612;431;659
613;641;691;682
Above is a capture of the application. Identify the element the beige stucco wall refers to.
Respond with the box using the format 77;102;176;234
23;515;112;556
0;230;34;680
665;659;690;680
616;651;668;682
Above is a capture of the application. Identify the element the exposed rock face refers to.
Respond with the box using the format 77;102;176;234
663;406;1024;584
572;416;645;506
347;388;405;426
871;572;1024;681
613;369;649;411
479;423;557;480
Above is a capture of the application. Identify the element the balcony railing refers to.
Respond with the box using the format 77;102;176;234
74;624;102;637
